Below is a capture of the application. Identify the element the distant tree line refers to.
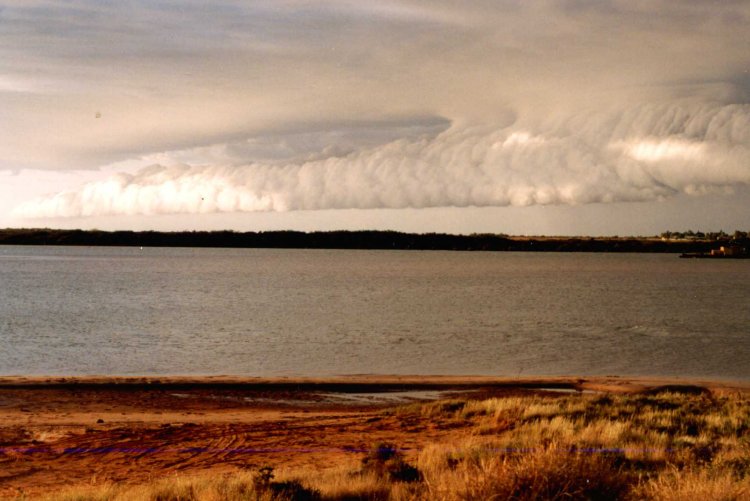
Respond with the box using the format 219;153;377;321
660;230;749;241
1;228;747;253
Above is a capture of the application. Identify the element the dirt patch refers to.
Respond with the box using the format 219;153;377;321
0;376;746;498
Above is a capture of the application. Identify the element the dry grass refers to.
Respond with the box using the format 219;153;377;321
634;467;750;501
36;389;750;501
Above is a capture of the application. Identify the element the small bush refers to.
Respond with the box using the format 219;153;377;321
362;443;422;483
253;466;321;501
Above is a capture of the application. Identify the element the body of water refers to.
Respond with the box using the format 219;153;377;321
1;246;748;379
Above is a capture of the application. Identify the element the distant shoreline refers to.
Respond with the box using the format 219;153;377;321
2;228;746;253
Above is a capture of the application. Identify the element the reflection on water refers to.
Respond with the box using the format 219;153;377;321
319;390;453;404
0;246;748;380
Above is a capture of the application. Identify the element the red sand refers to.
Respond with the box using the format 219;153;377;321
0;376;747;498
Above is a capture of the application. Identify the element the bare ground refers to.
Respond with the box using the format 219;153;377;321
0;376;747;499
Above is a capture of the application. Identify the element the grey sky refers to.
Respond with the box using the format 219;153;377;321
1;1;748;234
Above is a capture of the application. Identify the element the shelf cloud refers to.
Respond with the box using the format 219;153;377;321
3;1;750;227
14;100;750;217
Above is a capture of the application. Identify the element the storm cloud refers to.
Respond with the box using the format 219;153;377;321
14;99;750;217
2;1;750;226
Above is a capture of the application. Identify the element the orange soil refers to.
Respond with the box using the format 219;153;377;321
0;376;747;498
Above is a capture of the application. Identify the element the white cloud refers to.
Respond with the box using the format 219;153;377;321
13;100;750;218
2;1;750;232
617;139;707;163
1;1;748;169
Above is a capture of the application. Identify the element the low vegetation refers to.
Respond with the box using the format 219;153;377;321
40;389;750;500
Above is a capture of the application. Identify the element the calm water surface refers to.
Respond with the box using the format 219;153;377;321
1;246;748;379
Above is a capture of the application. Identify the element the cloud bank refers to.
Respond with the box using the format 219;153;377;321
14;100;750;217
3;1;750;224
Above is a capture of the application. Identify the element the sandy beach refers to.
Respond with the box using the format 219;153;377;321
0;375;747;498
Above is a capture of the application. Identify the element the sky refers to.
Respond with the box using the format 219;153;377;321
1;0;749;235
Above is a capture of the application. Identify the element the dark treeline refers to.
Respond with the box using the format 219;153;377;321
1;228;747;253
661;229;750;240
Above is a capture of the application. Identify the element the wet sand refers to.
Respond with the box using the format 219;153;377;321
1;376;747;498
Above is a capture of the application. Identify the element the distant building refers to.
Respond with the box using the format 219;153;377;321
710;245;745;257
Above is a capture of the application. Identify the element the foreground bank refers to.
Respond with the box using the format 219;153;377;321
1;377;749;500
